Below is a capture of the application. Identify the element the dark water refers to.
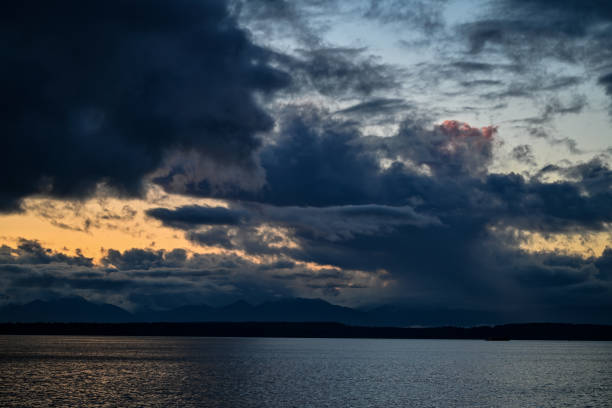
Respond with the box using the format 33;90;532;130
1;336;611;407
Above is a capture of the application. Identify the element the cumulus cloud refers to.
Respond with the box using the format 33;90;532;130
0;0;289;212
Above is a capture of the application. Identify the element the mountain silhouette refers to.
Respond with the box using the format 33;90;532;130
1;297;609;326
0;297;370;324
0;297;132;323
134;298;366;323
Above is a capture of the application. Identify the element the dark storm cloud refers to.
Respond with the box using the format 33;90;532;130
150;105;610;317
484;170;612;233
146;205;248;229
536;158;612;202
0;0;289;212
595;248;612;281
181;203;440;248
162;107;609;233
3;126;612;318
2;0;610;322
164;108;382;206
515;263;592;289
187;228;236;249
599;72;612;111
149;106;612;319
201;109;493;204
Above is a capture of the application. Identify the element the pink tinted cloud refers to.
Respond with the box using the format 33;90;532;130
438;120;497;139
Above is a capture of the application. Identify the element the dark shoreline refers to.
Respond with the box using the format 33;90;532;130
1;322;612;340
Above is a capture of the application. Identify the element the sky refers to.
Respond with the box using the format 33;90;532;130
1;0;611;323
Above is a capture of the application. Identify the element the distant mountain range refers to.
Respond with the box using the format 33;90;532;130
132;297;369;324
0;297;132;323
0;297;608;326
0;297;370;325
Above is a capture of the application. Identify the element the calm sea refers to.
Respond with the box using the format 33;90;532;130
1;336;611;407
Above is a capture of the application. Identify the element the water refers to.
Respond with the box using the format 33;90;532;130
1;336;611;407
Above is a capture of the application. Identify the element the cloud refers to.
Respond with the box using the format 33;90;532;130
362;0;449;35
275;47;403;97
186;228;237;250
511;145;536;166
599;73;612;111
172;203;440;246
0;0;289;212
103;248;167;270
457;0;612;110
146;205;249;229
160;106;609;234
600;73;612;95
231;0;336;47
485;170;612;233
459;80;504;88
522;96;586;125
1;1;610;322
149;104;612;320
0;241;389;310
234;0;448;46
475;76;583;102
160;108;498;204
450;61;515;73
0;239;93;267
595;248;612;281
335;98;412;117
384;119;497;178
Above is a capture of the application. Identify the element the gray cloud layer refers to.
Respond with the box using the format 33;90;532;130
149;108;612;321
0;0;288;211
1;0;611;323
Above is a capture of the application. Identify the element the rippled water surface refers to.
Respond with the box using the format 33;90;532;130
1;336;611;407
